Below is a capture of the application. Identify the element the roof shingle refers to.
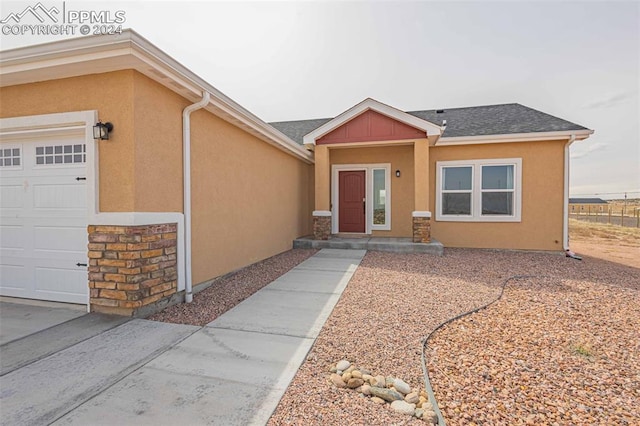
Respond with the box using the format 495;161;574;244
269;103;589;144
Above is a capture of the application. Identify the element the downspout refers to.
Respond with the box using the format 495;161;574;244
182;91;211;303
563;134;581;259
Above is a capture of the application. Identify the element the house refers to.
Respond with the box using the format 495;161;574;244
0;30;593;315
569;198;608;213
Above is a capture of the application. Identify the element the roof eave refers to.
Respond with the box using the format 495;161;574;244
0;30;314;164
436;129;594;146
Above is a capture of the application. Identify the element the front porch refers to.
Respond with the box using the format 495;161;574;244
293;235;443;255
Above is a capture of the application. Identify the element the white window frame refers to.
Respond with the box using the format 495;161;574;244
0;143;23;170
331;163;392;233
436;158;522;222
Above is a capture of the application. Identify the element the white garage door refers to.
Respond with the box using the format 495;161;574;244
0;133;89;304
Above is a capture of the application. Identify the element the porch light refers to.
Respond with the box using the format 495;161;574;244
93;121;113;140
395;170;401;178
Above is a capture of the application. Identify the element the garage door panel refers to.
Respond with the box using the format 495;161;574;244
34;263;86;299
0;224;24;250
0;262;28;292
34;223;86;251
0;132;88;304
33;182;86;211
0;184;24;209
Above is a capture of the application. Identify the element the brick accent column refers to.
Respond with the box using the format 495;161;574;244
412;211;431;243
87;223;178;316
313;211;332;240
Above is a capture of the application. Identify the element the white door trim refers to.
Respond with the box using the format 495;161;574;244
331;163;392;234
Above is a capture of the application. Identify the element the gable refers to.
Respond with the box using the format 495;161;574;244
317;110;427;145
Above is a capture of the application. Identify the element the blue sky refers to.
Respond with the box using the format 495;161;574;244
2;1;638;199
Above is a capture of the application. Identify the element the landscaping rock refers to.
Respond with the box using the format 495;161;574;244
423;410;438;424
371;396;385;405
393;378;411;395
390;400;416;416
415;408;425;419
369;386;403;402
374;375;386;388
404;392;419;404
351;370;362;379
330;373;346;388
336;360;350;371
347;378;364;389
361;384;371;395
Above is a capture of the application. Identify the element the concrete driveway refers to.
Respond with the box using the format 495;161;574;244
0;249;363;426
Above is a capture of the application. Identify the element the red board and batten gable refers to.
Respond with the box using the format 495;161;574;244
316;109;427;145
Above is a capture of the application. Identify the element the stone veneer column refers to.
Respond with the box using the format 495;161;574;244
87;223;178;316
412;211;431;243
313;211;332;240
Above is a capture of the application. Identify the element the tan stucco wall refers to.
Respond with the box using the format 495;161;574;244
190;111;313;283
131;72;188;212
1;70;313;284
0;70;136;211
429;140;566;251
330;145;414;237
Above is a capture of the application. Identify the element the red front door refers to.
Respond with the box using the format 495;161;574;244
339;170;366;233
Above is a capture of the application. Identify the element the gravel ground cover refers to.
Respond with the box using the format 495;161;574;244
149;249;317;326
267;249;639;425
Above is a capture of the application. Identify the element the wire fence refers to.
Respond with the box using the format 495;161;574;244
569;206;640;228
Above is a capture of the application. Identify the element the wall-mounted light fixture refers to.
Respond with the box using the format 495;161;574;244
93;121;114;140
395;170;401;178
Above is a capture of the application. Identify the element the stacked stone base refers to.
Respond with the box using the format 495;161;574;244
87;223;178;317
313;213;331;240
413;215;431;243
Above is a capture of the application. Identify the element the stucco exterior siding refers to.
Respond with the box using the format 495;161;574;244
330;145;414;237
1;70;313;288
429;140;566;250
132;72;189;213
0;70;137;212
190;110;313;284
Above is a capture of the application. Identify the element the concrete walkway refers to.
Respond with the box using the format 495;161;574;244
1;249;363;426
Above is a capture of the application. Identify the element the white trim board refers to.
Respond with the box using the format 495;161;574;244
331;163;392;234
437;129;593;145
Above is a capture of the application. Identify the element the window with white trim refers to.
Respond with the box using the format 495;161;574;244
35;144;86;166
436;158;522;222
0;147;21;168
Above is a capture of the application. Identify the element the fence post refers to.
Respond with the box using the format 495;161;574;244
621;209;624;227
608;207;611;224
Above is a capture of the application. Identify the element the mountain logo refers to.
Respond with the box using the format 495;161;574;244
0;2;60;24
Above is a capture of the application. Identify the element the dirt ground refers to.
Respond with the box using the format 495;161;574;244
569;219;640;268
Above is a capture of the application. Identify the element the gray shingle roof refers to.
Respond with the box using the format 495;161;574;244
569;198;608;204
269;103;589;144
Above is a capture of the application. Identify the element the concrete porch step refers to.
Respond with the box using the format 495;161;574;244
293;236;444;255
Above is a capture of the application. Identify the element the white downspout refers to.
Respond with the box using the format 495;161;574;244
182;91;210;303
563;134;576;253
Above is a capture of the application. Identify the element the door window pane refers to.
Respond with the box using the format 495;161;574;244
373;169;386;225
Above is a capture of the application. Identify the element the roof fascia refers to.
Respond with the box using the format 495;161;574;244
302;98;443;145
0;30;313;164
436;129;594;146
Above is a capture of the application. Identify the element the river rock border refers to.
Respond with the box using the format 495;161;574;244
329;360;439;424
